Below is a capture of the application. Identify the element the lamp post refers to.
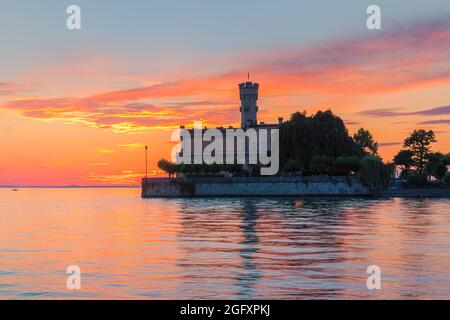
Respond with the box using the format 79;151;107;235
145;145;148;178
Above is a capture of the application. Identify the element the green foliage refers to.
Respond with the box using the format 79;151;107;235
310;155;335;175
394;131;448;185
308;155;361;176
426;152;448;181
403;129;436;174
405;172;428;187
336;156;362;173
280;110;362;172
282;159;303;173
157;159;177;178
445;154;450;165
394;149;414;169
279;111;385;183
353;128;379;155
359;156;394;192
157;160;245;177
444;172;450;185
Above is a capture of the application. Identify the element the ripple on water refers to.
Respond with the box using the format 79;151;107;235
0;189;449;299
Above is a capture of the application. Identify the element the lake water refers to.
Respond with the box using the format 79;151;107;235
0;188;449;299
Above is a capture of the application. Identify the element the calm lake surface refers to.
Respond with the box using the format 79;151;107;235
0;188;449;299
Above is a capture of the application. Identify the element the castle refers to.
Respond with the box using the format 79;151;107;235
176;81;282;174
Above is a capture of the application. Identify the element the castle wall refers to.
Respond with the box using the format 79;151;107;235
141;176;370;197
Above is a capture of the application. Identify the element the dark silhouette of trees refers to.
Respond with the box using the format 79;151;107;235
444;172;450;185
279;110;362;173
278;110;393;190
393;129;450;186
446;153;450;165
403;129;436;174
394;150;414;177
157;160;244;177
426;152;448;182
360;156;394;192
353;128;379;155
157;159;176;178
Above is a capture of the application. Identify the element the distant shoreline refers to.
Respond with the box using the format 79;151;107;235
3;185;450;198
0;186;140;189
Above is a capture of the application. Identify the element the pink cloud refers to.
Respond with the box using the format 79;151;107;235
2;16;450;131
0;82;32;97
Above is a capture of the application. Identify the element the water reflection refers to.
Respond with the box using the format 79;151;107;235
0;188;449;299
172;197;450;299
236;201;260;298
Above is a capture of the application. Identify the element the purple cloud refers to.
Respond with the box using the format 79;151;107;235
418;119;450;125
361;105;450;118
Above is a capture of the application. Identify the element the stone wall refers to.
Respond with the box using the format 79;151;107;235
141;176;370;197
381;187;450;198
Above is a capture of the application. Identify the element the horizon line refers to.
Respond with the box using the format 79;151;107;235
0;185;140;188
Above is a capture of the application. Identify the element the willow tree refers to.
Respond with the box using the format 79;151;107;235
360;156;394;192
279;110;363;173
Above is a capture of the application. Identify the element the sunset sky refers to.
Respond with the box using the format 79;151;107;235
1;0;450;186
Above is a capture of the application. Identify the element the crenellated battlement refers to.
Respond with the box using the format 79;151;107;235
239;82;259;89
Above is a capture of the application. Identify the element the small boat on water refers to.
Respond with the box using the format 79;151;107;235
12;189;19;191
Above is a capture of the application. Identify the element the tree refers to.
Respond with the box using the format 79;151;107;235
444;172;450;185
336;156;362;173
359;156;394;192
279;110;362;173
310;155;334;175
353;128;379;155
282;159;303;173
426;152;448;182
403;129;436;174
157;159;176;178
394;150;414;175
444;153;450;165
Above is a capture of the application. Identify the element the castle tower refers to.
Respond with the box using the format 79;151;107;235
239;82;259;128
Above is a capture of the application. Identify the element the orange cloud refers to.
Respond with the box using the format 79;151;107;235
2;17;449;134
87;170;161;185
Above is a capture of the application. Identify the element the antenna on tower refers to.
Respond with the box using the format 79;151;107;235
247;72;250;81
